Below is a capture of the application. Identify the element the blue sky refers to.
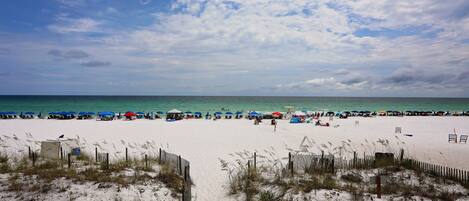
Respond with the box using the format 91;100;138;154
0;0;468;97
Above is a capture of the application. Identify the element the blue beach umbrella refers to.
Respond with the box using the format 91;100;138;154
98;111;115;116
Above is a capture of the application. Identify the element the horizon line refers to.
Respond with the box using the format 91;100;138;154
0;94;468;99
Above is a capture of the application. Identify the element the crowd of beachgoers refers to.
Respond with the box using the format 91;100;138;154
0;109;468;121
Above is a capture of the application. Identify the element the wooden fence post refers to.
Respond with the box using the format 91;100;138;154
67;153;71;168
28;146;31;159
125;147;128;162
106;153;109;170
331;157;335;173
95;147;98;163
32;152;36;167
159;148;162;164
60;147;63;160
400;149;404;163
353;151;357;168
254;152;257;171
178;155;182;175
145;154;148;169
376;175;381;198
290;161;294;176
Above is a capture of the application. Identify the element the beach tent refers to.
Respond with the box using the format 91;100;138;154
225;112;233;119
194;112;202;119
325;111;335;117
167;109;184;120
47;112;59;119
77;112;95;120
235;111;243;119
58;111;75;120
98;111;115;121
290;117;302;123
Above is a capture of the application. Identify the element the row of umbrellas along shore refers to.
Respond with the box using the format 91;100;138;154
1;110;469;120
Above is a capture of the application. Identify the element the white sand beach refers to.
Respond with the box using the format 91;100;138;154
0;117;468;201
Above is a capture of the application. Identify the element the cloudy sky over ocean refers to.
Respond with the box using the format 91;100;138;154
0;0;468;97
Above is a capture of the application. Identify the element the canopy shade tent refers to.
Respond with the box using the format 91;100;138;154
97;111;115;121
235;111;243;115
166;109;184;120
167;109;182;114
24;112;35;115
78;112;95;119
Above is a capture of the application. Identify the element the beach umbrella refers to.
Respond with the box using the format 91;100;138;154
194;112;202;115
136;112;145;115
248;111;258;116
98;111;115;116
24;112;35;115
156;111;164;114
235;111;243;115
214;112;223;115
272;111;282;118
124;111;136;117
225;112;233;115
293;111;306;116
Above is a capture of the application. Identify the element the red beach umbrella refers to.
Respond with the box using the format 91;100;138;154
124;111;136;117
272;111;282;117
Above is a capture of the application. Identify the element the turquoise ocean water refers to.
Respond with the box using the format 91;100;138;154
0;96;468;113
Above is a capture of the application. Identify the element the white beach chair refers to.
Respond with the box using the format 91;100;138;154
448;134;458;143
460;135;468;144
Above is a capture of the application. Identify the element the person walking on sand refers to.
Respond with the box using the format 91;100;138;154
271;119;277;132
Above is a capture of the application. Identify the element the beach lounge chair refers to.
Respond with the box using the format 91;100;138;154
448;134;458;143
460;135;468;144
